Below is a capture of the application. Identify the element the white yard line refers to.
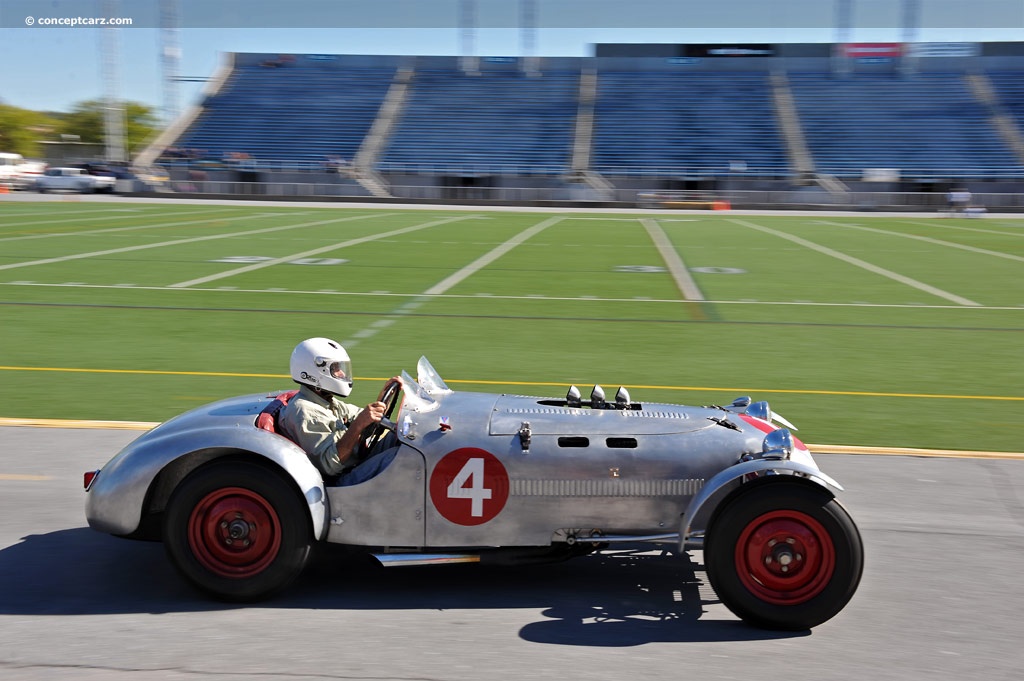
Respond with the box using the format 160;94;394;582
640;218;705;301
345;215;563;347
820;221;1024;263
170;214;478;288
0;208;244;243
0;212;377;272
728;218;982;307
0;207;233;233
900;220;1024;239
421;216;563;296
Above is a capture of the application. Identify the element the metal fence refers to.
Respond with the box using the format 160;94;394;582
164;181;1024;211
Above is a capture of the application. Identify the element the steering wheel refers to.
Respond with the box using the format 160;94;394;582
358;379;401;460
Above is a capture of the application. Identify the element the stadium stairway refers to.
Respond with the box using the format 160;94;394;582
351;64;417;197
966;72;1024;167
135;54;237;169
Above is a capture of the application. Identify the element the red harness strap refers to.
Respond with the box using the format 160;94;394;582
255;389;299;433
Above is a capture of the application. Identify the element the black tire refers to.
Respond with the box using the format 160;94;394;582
704;480;863;630
163;459;313;601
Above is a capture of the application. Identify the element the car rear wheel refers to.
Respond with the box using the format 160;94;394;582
163;460;312;601
704;480;863;630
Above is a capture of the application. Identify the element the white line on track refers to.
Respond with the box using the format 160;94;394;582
170;214;479;288
640;218;705;301
728;217;982;307
0;208;243;242
819;220;1024;262
0;212;379;273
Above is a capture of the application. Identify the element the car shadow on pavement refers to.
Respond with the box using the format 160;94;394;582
299;543;804;645
0;529;806;644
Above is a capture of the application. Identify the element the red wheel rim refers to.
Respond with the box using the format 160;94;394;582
187;487;282;579
734;510;836;606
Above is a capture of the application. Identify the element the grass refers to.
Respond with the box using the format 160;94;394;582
1;200;1022;452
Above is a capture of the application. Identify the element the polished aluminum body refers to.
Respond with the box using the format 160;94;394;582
86;393;329;539
86;358;839;552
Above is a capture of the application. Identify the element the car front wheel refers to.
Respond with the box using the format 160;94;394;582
163;460;312;601
704;480;863;630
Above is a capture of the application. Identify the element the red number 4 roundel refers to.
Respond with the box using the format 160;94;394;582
429;448;510;526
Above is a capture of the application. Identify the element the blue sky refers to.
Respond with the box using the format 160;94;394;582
1;0;1021;116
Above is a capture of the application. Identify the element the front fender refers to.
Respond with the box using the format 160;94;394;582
679;459;843;551
86;425;327;540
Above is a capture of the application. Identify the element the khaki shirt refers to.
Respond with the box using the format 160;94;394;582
278;384;363;476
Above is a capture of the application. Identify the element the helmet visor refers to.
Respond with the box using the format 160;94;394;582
328;359;351;381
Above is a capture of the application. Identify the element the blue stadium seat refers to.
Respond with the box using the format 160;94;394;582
591;70;788;176
379;68;578;176
787;71;1022;179
175;56;395;165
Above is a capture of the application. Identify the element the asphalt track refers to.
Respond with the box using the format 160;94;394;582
1;424;1022;681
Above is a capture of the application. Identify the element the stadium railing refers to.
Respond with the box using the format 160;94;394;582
160;179;1023;211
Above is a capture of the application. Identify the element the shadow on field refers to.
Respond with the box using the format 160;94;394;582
0;529;805;645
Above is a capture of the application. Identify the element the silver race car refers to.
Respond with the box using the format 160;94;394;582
85;357;862;630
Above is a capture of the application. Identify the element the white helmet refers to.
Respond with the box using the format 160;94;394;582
290;337;353;397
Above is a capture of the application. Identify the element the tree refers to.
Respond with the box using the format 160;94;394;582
0;105;61;157
59;100;161;157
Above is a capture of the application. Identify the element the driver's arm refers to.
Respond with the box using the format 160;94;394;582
334;378;400;466
334;400;386;465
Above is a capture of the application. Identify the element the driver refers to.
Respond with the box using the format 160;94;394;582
278;337;401;485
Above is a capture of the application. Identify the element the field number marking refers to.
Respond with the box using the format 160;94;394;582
690;266;746;274
0;212;349;273
616;265;666;273
211;256;348;266
174;214;476;288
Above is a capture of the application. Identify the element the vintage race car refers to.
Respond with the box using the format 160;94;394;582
85;357;863;630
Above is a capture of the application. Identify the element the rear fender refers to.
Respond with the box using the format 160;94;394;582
86;426;327;540
679;459;842;551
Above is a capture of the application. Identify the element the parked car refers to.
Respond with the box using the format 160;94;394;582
0;152;46;190
36;167;116;193
84;357;863;630
71;162;171;192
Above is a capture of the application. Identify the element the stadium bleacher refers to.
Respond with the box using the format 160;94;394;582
788;71;1021;179
174;54;396;165
592;70;788;176
380;64;579;176
157;49;1024;189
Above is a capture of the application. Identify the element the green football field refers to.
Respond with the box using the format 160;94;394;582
1;199;1022;452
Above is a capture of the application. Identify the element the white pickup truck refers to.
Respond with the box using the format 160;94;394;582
35;167;116;193
0;152;46;190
